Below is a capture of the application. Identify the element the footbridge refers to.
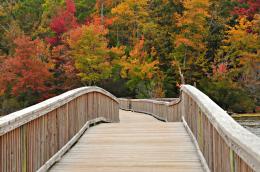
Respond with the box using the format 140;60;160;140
0;85;260;172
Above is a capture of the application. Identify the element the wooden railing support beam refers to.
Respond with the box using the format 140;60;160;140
0;87;119;172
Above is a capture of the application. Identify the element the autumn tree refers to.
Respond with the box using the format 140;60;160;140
119;37;162;98
205;0;231;62
66;22;112;85
0;36;51;115
75;0;96;22
46;0;78;45
145;0;184;97
49;44;81;93
216;14;260;107
111;0;150;46
232;0;260;19
172;0;210;84
45;0;82;94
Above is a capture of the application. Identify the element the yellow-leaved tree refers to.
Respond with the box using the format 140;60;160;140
66;23;112;85
111;0;149;46
217;14;260;100
172;0;210;84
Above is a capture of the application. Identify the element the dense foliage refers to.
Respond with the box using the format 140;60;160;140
0;0;259;115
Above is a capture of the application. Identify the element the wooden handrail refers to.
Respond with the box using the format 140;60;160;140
181;85;260;171
118;98;181;122
119;85;260;171
0;86;119;172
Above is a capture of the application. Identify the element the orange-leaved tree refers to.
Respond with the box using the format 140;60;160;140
119;37;163;98
0;36;52;113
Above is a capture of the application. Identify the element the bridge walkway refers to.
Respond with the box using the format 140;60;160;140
49;110;204;172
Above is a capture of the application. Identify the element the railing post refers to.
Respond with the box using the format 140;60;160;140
21;125;27;172
229;149;235;172
181;91;186;121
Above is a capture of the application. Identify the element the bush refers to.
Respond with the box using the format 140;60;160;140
0;97;21;116
199;79;256;113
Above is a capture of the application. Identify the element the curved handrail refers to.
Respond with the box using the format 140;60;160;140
130;98;181;105
0;86;118;135
118;98;181;122
181;85;260;171
119;98;181;107
0;86;119;172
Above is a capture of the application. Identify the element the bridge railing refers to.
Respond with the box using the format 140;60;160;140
0;87;119;172
181;85;260;172
118;98;181;122
119;85;260;171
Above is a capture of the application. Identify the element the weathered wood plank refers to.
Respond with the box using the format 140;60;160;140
49;110;204;172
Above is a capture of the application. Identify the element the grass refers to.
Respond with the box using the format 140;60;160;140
232;113;260;118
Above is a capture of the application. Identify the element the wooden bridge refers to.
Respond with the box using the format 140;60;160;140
1;85;260;172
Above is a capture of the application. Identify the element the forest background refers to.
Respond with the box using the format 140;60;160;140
0;0;259;116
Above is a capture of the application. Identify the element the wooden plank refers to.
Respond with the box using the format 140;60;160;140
37;117;108;172
49;110;204;172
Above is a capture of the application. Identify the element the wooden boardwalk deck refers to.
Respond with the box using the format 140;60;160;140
49;110;204;172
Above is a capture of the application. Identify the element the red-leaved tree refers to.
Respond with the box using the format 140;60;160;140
233;0;260;19
0;36;51;101
46;0;78;45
